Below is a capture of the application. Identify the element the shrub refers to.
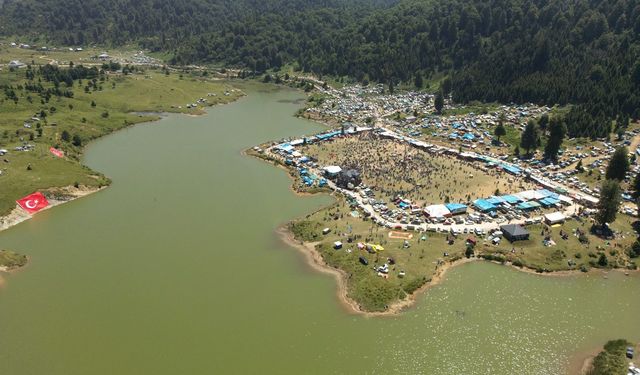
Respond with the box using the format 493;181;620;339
402;277;426;294
597;253;608;267
580;265;589;272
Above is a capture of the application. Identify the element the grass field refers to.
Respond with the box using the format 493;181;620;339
290;197;463;311
301;134;535;205
0;65;242;215
482;215;637;272
289;192;638;311
0;42;152;68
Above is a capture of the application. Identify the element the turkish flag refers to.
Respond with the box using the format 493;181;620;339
50;147;64;158
16;192;50;214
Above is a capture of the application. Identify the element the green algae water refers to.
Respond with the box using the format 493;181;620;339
0;84;639;375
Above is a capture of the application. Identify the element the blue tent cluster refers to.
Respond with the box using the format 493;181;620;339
298;167;319;186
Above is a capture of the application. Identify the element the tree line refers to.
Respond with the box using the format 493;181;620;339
2;0;640;138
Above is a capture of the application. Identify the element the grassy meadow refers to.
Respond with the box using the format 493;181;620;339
0;63;242;216
289;193;638;312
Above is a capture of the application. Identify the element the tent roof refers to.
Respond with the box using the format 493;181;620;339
425;204;451;218
500;224;529;237
323;166;342;174
445;203;467;211
544;212;566;222
473;199;496;211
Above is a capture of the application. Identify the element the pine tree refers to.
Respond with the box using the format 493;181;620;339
605;147;629;181
543;117;566;162
520;120;539;156
414;73;423;89
494;123;506;142
596;180;621;227
434;91;444;114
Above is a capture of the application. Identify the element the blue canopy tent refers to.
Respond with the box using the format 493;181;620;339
474;199;497;212
445;203;468;215
501;195;521;204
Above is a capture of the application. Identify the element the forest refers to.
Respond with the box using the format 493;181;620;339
2;0;640;139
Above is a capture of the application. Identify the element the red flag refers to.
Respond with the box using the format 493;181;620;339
16;192;49;214
50;147;64;158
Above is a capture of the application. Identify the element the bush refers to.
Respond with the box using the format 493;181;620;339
72;134;82;147
629;240;640;258
598;253;609;267
580;265;589;272
289;220;321;242
588;339;632;375
512;259;524;268
402;277;426;294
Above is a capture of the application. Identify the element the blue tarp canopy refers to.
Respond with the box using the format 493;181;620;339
537;189;559;199
449;133;458;139
474;199;497;212
462;133;475;140
540;197;560;207
277;143;294;153
517;201;541;210
445;203;468;213
501;164;521;175
501;195;521;204
486;197;504;205
315;131;341;141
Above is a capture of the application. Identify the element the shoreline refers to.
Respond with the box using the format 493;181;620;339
0;184;106;234
247;143;638;315
277;223;637;317
0;83;244;236
277;224;477;317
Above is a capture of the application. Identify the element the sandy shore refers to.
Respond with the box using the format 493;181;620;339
0;185;105;234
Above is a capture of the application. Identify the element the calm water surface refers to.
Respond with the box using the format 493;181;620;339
0;84;639;374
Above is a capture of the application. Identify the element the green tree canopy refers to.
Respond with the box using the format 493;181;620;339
434;91;444;114
494;123;506;142
605;147;629;181
543;117;566;162
520;120;539;156
596;179;621;227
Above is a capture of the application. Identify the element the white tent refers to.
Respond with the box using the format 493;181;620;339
544;212;566;225
557;194;573;205
323;166;342;176
424;204;451;218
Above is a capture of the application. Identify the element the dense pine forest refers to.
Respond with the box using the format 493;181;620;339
2;0;640;138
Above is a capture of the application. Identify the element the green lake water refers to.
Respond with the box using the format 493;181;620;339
0;84;639;374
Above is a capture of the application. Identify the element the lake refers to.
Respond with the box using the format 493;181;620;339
0;84;638;374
